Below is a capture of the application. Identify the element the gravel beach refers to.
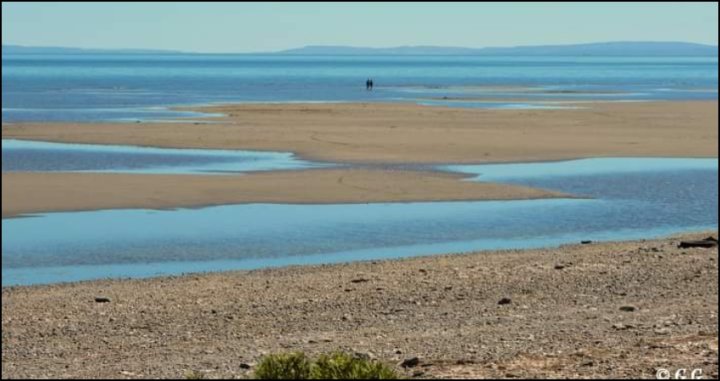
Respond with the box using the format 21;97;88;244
2;233;717;379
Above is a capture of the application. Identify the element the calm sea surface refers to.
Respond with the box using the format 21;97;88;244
2;55;717;286
2;55;717;122
1;140;328;174
3;158;716;286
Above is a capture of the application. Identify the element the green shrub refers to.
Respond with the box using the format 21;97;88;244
254;351;400;380
254;352;312;379
310;352;399;379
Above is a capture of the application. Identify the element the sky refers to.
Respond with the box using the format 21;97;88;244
2;2;718;53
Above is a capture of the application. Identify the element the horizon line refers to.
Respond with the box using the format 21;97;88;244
2;40;719;55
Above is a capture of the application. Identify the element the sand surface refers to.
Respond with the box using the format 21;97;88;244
3;101;717;164
3;101;715;216
2;233;717;379
1;169;565;218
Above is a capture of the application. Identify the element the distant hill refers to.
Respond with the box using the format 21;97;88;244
3;42;718;56
278;42;719;56
2;45;182;55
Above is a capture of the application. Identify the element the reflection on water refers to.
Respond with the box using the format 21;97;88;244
2;158;717;286
1;140;328;174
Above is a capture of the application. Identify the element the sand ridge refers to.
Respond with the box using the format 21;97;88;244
3;101;717;164
1;169;567;218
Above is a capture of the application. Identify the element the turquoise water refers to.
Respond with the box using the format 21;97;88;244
1;140;327;174
2;55;717;122
3;158;717;286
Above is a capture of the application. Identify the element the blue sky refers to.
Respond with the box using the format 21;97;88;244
2;2;718;53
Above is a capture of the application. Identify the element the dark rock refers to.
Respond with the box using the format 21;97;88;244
554;264;566;270
350;278;370;284
581;360;595;367
498;298;512;305
94;297;111;303
239;363;252;370
678;239;718;249
581;240;593;245
619;306;637;312
400;357;421;368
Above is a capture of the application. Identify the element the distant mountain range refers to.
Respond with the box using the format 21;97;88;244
278;42;719;56
3;42;718;56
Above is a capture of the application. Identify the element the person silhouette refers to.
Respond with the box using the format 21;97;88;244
369;79;374;91
366;79;371;91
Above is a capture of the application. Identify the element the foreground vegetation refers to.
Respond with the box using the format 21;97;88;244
254;352;400;380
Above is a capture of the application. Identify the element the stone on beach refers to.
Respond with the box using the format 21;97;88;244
678;237;718;249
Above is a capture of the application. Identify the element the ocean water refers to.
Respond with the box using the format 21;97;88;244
2;55;717;122
2;55;717;286
3;158;716;286
1;140;328;174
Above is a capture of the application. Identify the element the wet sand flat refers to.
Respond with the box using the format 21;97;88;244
1;169;566;218
2;233;717;379
3;101;717;164
3;101;715;217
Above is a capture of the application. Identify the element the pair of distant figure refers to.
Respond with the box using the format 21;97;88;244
365;78;374;91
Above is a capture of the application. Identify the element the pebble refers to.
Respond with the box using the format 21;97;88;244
498;298;512;305
400;357;420;368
